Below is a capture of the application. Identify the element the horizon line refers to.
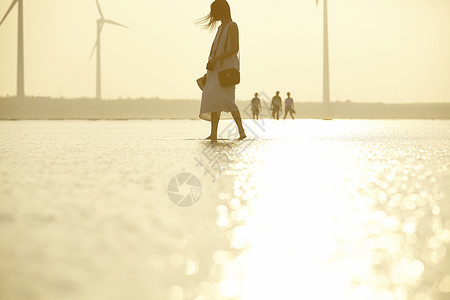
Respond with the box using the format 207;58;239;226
0;95;449;105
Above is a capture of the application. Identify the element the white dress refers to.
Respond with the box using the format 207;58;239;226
199;22;240;121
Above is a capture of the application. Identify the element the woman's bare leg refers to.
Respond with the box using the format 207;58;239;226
231;111;246;139
206;112;220;140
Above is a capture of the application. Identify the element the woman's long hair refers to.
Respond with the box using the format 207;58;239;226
197;0;232;30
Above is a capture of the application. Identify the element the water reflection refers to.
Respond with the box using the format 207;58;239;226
200;121;450;300
1;120;449;300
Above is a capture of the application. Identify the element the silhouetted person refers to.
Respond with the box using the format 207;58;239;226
283;92;296;120
198;0;246;140
251;92;261;120
271;91;282;120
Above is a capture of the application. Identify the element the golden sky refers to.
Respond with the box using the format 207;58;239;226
0;0;449;102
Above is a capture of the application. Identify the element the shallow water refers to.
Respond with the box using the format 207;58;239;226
0;119;449;300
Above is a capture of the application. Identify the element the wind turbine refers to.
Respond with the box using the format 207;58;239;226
0;0;25;99
316;0;330;104
90;0;128;100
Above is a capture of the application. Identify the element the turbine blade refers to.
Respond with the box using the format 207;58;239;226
95;0;104;19
0;0;19;27
104;19;128;29
89;40;98;60
89;23;103;60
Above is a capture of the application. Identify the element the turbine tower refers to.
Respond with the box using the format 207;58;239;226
317;0;330;104
90;0;128;100
0;0;25;99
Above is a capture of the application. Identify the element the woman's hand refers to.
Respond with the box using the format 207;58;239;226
206;60;215;70
206;56;220;70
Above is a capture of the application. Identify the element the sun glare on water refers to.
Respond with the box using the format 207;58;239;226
200;120;450;300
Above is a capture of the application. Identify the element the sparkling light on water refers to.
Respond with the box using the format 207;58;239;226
207;120;450;300
0;120;449;300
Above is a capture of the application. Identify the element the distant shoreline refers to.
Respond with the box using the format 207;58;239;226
1;97;449;120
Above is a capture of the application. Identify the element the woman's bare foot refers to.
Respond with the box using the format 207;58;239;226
238;131;246;140
206;135;217;140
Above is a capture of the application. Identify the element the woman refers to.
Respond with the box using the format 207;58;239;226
198;0;246;140
251;92;261;120
283;92;296;120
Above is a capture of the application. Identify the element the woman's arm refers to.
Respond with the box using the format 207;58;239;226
219;22;239;59
207;22;239;68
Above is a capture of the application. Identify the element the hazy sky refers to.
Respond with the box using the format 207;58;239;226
0;0;449;102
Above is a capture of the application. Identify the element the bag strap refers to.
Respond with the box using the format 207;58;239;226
209;25;226;58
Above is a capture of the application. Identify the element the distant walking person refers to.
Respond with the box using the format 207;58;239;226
198;0;246;140
271;91;282;120
251;93;261;120
284;92;296;120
